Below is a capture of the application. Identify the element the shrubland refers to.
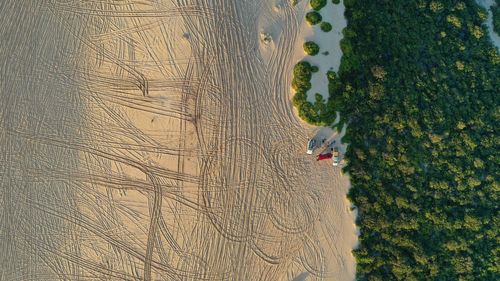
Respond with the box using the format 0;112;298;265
303;41;320;55
310;0;327;11
306;11;323;25
292;1;500;279
320;22;333;32
493;0;500;33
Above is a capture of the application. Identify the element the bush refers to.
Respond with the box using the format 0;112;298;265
493;1;500;34
310;0;327;11
320;22;332;32
291;60;333;126
326;70;337;81
305;11;322;25
292;91;307;107
303;41;320;55
292;61;314;92
332;0;340;4
293;61;313;77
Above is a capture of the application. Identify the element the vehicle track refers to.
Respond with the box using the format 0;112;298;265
1;1;355;280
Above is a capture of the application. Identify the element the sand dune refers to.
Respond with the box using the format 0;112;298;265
0;1;356;280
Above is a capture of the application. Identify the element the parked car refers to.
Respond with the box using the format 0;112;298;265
317;152;333;161
332;147;340;166
307;139;316;154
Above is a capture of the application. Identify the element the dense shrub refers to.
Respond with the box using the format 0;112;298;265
291;61;336;126
493;0;500;34
292;1;500;279
291;61;314;92
305;11;322;25
303;41;320;55
335;1;500;280
320;22;333;32
310;0;327;11
332;0;340;4
326;70;336;81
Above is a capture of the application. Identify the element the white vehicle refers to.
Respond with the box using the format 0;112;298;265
332;147;340;166
306;139;316;155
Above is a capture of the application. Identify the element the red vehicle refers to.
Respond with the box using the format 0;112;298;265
316;153;333;161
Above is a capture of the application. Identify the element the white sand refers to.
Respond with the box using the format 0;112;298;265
1;1;357;280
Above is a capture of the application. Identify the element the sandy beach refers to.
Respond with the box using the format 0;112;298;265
0;1;356;280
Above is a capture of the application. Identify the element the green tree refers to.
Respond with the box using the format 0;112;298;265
310;0;327;11
305;11;322;25
492;0;500;34
303;41;320;55
320;22;333;32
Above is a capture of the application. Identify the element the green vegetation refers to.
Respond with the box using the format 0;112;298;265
332;0;340;4
320;22;333;32
310;0;327;11
303;41;320;55
292;0;500;280
291;62;337;125
292;61;314;93
493;0;500;34
305;11;322;25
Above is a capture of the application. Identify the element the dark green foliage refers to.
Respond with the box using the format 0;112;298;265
320;22;333;32
292;61;314;93
332;0;340;4
310;0;327;11
326;70;337;80
305;11;322;25
297;93;332;126
291;62;336;126
303;41;320;55
334;0;500;280
493;0;500;34
292;0;500;280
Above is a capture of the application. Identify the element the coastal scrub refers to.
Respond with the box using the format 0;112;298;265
320;22;333;32
305;11;322;25
303;41;320;55
493;0;500;33
310;0;327;11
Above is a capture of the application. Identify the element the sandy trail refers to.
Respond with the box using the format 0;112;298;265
1;1;356;280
